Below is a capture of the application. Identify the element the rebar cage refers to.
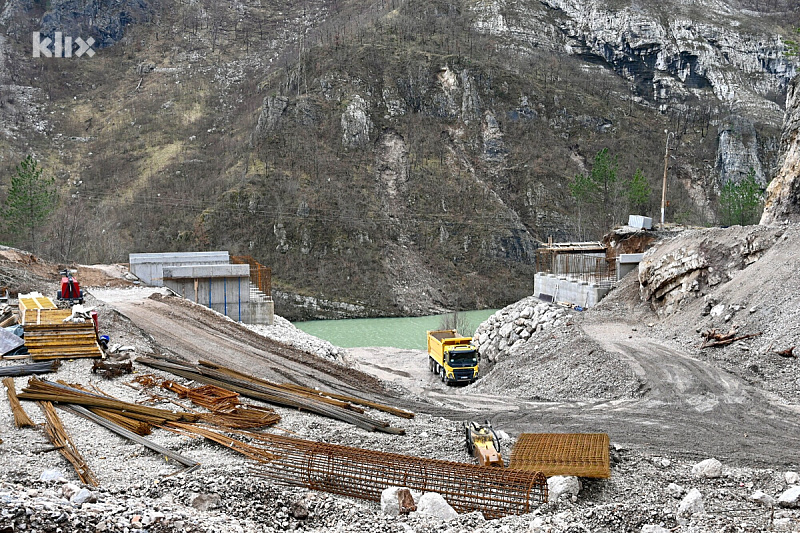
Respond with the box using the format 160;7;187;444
256;433;548;519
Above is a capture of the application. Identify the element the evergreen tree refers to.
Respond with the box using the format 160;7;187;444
719;168;763;226
568;172;598;239
2;155;56;252
568;148;620;238
627;168;651;215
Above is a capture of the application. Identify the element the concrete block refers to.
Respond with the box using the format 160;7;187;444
129;252;231;285
534;273;611;309
619;253;644;264
246;299;274;325
129;251;229;264
628;215;653;230
616;253;645;280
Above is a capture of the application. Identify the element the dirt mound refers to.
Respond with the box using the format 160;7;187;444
0;246;132;296
469;298;641;401
639;224;800;403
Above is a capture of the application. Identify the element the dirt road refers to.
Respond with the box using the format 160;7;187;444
350;324;800;467
91;290;393;401
93;288;800;467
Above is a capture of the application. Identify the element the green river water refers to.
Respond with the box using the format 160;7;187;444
293;309;498;350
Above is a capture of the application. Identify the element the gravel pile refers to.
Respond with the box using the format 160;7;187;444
245;315;347;363
469;298;640;401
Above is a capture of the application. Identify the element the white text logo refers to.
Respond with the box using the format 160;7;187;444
33;32;95;58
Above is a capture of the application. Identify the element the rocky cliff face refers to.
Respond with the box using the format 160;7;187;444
473;0;795;193
638;225;784;316
2;0;152;48
761;76;800;225
476;0;795;117
1;0;798;318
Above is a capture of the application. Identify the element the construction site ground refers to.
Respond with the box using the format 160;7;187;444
1;237;799;532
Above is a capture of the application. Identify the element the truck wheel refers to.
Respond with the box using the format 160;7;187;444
439;367;446;383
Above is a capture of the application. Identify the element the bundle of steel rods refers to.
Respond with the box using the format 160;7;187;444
199;406;280;430
0;360;60;378
168;422;278;463
277;382;414;419
137;356;405;435
37;401;98;486
253;433;548;519
3;377;34;427
159;379;280;429
18;378;202;425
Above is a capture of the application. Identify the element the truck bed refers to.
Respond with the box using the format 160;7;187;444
429;329;457;342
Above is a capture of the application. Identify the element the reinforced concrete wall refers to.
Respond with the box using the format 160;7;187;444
163;264;251;322
534;273;611;309
129;251;230;286
616;253;644;280
128;252;274;325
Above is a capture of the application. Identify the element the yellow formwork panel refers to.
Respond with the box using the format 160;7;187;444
18;295;57;311
19;296;63;326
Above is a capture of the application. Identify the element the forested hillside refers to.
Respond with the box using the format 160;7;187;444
0;0;797;318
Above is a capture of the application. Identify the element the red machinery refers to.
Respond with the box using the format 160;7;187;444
57;269;84;305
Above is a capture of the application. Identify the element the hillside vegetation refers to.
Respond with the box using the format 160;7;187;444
0;0;798;318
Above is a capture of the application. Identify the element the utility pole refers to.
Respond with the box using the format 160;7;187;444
661;130;674;226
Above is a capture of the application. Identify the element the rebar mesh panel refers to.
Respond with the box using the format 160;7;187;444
256;433;547;519
509;433;610;478
231;255;272;297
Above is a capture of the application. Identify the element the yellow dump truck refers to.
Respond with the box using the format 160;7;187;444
427;329;479;385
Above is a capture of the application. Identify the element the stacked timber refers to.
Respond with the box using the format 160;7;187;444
23;309;103;360
0;304;17;327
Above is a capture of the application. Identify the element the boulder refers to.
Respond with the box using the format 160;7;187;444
381;487;418;516
772;517;798;531
71;488;96;505
750;490;775;507
641;526;670;533
778;486;800;508
547;476;582;502
692;458;723;478
39;469;65;482
785;471;800;485
416;492;458;520
62;483;80;500
678;488;705;516
289;499;310;520
189;493;220;511
667;483;684;498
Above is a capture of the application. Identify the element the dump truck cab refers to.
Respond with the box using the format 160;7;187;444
427;329;479;385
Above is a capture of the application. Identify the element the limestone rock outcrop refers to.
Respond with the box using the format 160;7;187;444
761;76;800;225
638;226;784;315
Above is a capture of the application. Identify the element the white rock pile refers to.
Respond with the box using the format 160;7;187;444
246;315;345;361
473;297;568;362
